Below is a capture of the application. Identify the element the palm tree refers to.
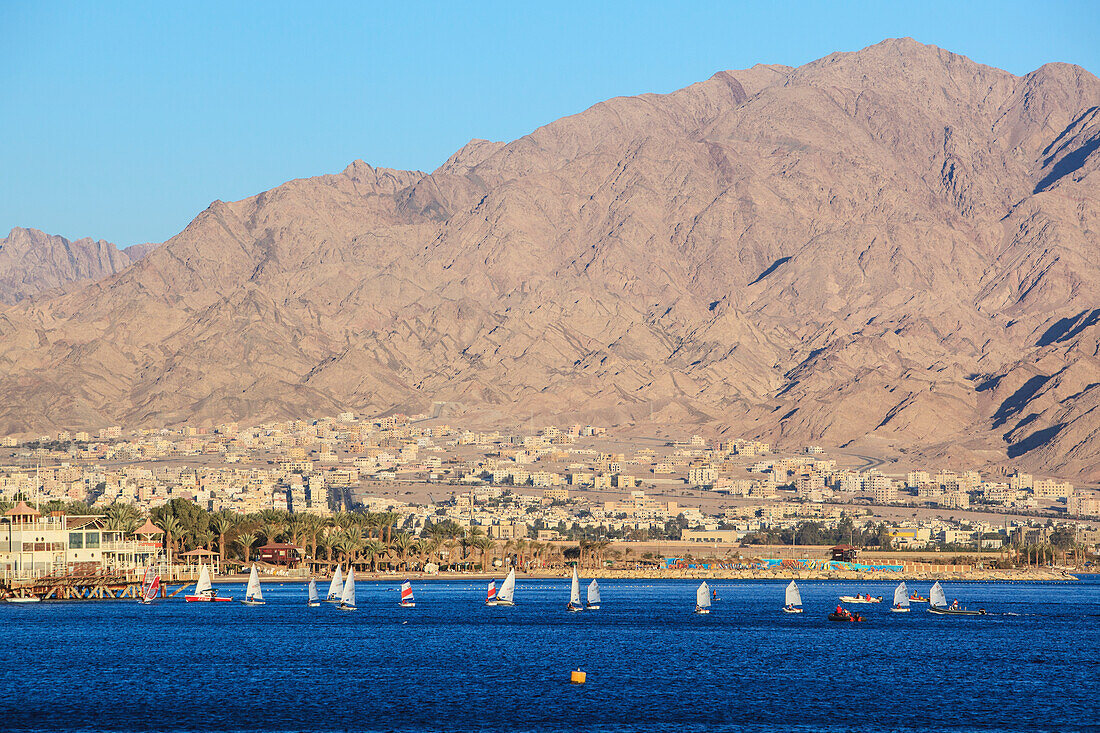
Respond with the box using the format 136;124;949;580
157;515;183;566
390;532;416;571
473;535;495;571
236;532;257;563
420;537;442;570
378;512;399;544
362;539;386;573
260;521;283;546
286;514;306;547
513;538;529;569
301;514;323;561
211;514;236;569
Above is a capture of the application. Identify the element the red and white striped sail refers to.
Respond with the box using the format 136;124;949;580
486;581;496;601
143;575;161;603
400;581;414;603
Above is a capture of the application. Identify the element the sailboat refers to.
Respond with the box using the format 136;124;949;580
928;581;986;615
586;579;601;610
567;566;583;612
485;580;497;605
325;566;344;603
487;568;516;606
185;564;232;602
695;581;711;614
139;566;161;605
241;565;265;606
783;580;803;613
399;580;415;608
891;582;911;613
307;578;320;607
337;568;357;611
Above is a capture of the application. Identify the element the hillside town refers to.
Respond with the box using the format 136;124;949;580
2;412;1098;581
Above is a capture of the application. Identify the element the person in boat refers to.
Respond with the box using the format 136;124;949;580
951;599;959;610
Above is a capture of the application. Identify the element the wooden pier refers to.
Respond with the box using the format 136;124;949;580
2;571;189;601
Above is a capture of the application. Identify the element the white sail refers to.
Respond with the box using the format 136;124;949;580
327;566;343;600
194;564;213;595
697;581;711;608
246;565;263;601
570;567;582;606
785;580;802;607
587;579;601;605
340;568;356;607
930;581;946;609
308;578;319;602
894;582;910;608
497;568;516;603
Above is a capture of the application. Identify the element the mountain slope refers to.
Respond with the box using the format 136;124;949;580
1;38;1099;481
0;228;156;304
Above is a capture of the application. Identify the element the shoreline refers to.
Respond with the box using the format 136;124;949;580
209;567;1079;583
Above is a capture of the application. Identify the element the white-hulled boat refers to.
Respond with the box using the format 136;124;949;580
783;580;803;613
487;569;516;606
695;581;711;614
586;579;601;610
891;582;911;613
568;567;583;612
839;593;882;604
337;568;357;611
325;566;343;603
399;580;415;608
185;564;232;602
928;581;986;615
5;594;41;603
241;565;265;606
307;578;320;607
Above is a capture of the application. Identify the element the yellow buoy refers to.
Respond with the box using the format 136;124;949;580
570;669;586;685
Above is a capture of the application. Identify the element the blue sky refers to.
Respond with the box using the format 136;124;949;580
2;1;1098;246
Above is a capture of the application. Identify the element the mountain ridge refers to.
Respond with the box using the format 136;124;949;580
2;38;1099;481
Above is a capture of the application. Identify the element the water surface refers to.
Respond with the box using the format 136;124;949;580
2;578;1096;732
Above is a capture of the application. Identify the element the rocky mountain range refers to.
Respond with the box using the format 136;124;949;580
0;228;156;304
1;38;1098;481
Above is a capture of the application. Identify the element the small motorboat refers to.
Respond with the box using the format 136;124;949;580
909;593;929;603
839;594;882;604
829;606;864;622
5;595;41;603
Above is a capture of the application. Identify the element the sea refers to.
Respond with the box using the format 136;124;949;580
2;577;1098;732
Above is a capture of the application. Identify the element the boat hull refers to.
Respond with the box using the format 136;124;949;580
695;608;710;615
929;607;986;616
890;607;911;613
6;597;41;604
568;605;583;612
782;607;803;613
839;596;882;604
185;595;233;602
337;604;357;612
486;599;514;606
828;612;864;622
399;601;415;608
585;604;600;610
240;599;265;606
307;601;320;607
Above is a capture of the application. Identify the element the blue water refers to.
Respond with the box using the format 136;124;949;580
2;578;1098;732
